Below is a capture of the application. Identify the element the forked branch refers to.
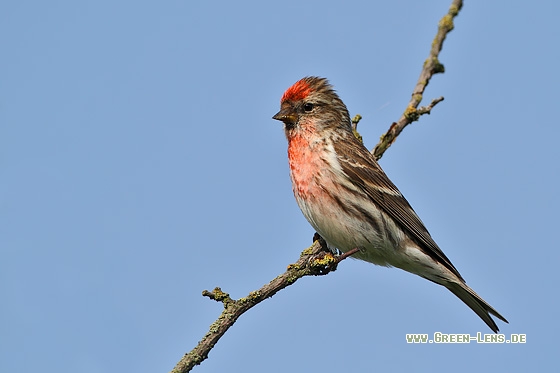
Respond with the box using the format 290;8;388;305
372;0;463;160
172;239;359;373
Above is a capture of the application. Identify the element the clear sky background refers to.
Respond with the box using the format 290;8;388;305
1;1;558;372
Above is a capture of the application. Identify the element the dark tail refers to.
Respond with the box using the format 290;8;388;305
446;282;508;333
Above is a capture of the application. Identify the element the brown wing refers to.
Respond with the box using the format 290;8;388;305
334;139;464;281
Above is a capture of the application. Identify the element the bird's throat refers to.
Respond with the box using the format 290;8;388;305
287;132;325;200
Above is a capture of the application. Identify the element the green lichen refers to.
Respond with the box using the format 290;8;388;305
351;114;362;125
404;106;419;121
352;129;363;143
287;263;301;271
286;274;299;284
433;61;445;74
313;252;336;267
186;352;204;365
425;57;444;74
248;291;260;300
238;291;261;304
439;14;454;31
211;287;230;302
301;246;315;256
449;3;461;17
209;319;221;333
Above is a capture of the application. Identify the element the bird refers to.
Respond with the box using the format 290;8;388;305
272;76;508;332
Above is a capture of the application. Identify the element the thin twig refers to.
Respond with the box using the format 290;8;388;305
372;0;463;160
351;114;364;143
172;238;349;373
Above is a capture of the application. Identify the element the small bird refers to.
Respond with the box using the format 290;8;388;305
272;76;507;332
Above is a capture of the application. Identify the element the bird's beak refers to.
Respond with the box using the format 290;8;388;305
272;108;298;127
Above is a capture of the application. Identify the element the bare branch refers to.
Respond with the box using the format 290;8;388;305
172;238;354;373
372;0;463;160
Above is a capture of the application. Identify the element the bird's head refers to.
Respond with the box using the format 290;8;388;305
272;77;352;138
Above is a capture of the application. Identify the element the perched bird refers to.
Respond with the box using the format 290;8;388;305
272;76;507;332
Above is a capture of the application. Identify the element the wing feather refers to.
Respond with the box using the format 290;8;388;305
334;140;464;281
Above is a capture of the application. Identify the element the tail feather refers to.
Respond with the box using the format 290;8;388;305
446;282;508;333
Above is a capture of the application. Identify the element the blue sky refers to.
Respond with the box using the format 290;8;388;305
1;1;558;372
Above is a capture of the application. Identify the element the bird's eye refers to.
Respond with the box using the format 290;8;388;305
303;103;314;112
